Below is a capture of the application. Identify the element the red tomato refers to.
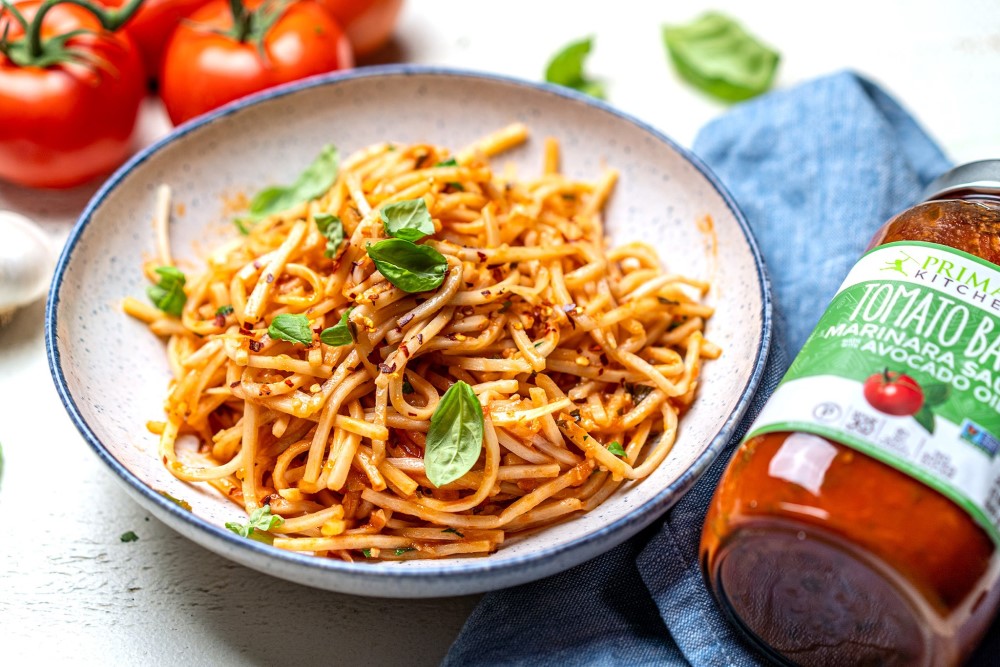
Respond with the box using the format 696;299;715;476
317;0;402;57
0;2;145;188
160;0;353;125
863;370;924;416
100;0;213;80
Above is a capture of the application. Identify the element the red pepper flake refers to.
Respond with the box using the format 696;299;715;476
465;281;474;288
379;362;397;374
249;340;263;352
239;326;253;336
214;314;226;328
253;261;262;270
284;379;294;387
259;386;272;396
416;333;424;344
398;313;414;328
476;251;487;263
266;273;274;284
481;290;491;297
230;381;241;388
491;267;505;281
400;344;410;358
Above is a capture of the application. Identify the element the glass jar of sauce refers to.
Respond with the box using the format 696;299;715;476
701;161;1000;666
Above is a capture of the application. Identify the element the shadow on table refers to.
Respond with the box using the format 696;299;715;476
121;499;478;666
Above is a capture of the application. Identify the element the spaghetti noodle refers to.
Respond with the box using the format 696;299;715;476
124;124;720;561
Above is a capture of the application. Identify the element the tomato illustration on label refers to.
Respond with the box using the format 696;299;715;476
862;369;949;434
863;370;924;416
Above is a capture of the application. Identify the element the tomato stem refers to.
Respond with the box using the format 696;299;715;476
227;0;249;42
24;0;143;58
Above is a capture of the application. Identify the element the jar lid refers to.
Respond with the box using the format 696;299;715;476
922;159;1000;201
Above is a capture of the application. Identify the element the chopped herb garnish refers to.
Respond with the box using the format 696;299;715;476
402;381;415;394
657;297;678;305
215;304;234;317
362;548;372;558
424;381;484;487
120;531;139;543
435;158;458;167
569;409;581;421
443;527;464;537
394;547;415;556
315;213;345;258
225;505;284;544
320;308;355;347
380;198;435;242
662;12;779;102
366;238;448;293
247;145;340;220
626;383;654;405
534;341;543;348
607;441;626;457
233;217;253;235
544;36;605;99
268;313;313;345
498;300;513;313
159;490;192;511
147;266;187;317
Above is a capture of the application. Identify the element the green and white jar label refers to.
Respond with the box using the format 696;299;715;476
749;241;1000;544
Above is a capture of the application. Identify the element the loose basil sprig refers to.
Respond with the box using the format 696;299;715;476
226;505;284;544
147;266;187;317
424;381;484;487
315;213;345;258
237;145;340;233
544;36;605;99
268;313;313;345
320;308;354;346
367;238;447;293
380;199;434;242
662;12;779;102
607;441;626;457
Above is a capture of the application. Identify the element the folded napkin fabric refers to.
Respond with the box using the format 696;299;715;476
444;71;965;666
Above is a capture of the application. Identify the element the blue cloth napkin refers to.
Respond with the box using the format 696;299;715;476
443;71;982;666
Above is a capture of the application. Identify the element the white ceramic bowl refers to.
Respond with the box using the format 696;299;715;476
46;66;771;598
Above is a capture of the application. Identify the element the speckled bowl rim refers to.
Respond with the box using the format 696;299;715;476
45;65;772;593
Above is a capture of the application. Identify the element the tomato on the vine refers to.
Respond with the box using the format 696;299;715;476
160;0;353;126
0;0;145;188
863;370;925;416
99;0;213;80
316;0;402;58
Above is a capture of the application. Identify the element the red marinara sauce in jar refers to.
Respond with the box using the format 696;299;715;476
701;162;1000;666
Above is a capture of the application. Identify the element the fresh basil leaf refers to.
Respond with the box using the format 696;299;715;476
545;36;606;99
146;266;187;317
362;548;372;558
159;490;192;511
120;531;139;543
394;547;415;556
607;441;626;457
215;304;234;317
442;527;464;537
662;12;779;102
320;308;355;346
268;313;313;345
425;381;484;487
626;383;654;405
226;505;284;542
315;213;345;258
248;145;339;220
367;239;448;293
380;199;435;242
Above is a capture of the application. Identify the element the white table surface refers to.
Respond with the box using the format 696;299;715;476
3;1;999;664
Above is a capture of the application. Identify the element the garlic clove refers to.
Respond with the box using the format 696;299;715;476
0;210;54;325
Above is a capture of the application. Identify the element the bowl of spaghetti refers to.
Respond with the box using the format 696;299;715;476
46;66;771;597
